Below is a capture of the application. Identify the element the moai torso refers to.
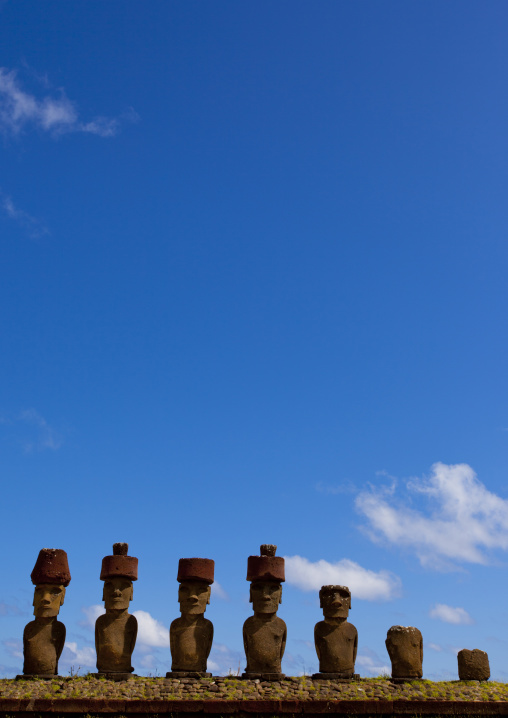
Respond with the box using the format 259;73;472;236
95;611;138;673
243;545;286;678
243;614;286;674
170;616;213;671
23;618;65;675
96;543;139;674
314;620;358;674
168;559;215;676
23;549;71;677
314;585;357;678
386;626;423;679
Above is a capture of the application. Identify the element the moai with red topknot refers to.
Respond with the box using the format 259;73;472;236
386;625;423;682
242;544;286;680
167;558;215;678
20;548;71;678
313;585;358;679
95;543;138;679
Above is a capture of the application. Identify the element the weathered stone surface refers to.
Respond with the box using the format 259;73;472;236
386;626;423;680
313;585;358;678
169;559;214;676
458;648;490;681
243;545;286;679
23;549;70;677
96;543;138;675
31;549;71;587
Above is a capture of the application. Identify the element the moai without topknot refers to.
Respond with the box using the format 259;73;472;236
242;544;287;680
20;548;71;678
313;585;358;680
95;543;138;678
386;625;423;682
168;558;215;678
457;649;490;681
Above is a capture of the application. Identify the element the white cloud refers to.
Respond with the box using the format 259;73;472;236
2;639;22;659
19;408;62;451
427;642;443;652
60;642;96;672
284;555;401;601
1;193;49;239
356;650;390;677
0;67;132;137
79;604;105;629
429;603;474;625
132;610;169;647
356;462;508;569
211;581;229;600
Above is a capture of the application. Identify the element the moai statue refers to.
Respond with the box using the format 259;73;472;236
167;558;215;678
20;548;71;678
458;649;490;681
95;543;138;678
386;626;423;682
242;544;286;680
313;585;358;679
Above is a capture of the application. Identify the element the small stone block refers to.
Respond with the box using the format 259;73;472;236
241;672;285;680
312;672;354;680
93;672;137;681
166;671;212;678
458;649;490;681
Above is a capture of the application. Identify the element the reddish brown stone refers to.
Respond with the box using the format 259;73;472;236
30;549;71;586
386;625;423;680
458;648;490;681
100;543;138;581
177;558;215;584
247;545;285;582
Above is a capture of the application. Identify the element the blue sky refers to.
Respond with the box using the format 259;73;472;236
1;0;508;680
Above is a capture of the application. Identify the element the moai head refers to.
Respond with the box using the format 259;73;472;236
386;625;423;679
31;549;71;618
319;585;351;620
247;545;285;615
177;558;214;617
100;543;138;610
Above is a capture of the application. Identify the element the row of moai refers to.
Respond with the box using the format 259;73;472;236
19;544;490;682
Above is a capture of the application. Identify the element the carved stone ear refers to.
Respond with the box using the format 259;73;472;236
60;587;66;607
207;587;211;605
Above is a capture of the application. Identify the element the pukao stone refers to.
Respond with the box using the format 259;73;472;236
95;543;138;679
458;649;490;681
386;625;423;682
242;544;286;680
313;585;358;679
167;558;214;678
20;548;71;678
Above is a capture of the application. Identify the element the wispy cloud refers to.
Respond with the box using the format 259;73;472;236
429;603;474;625
60;642;96;673
207;643;244;676
355;647;390;677
211;581;229;600
18;408;62;451
356;462;508;569
0;67;136;137
1;191;49;239
284;555;401;601
427;642;443;652
315;479;357;495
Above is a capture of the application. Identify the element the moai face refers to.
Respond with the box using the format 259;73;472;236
250;581;282;614
33;584;66;618
178;581;211;616
103;577;134;610
320;586;351;619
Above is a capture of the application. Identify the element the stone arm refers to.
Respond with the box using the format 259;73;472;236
128;615;138;658
55;622;66;663
205;621;214;661
314;624;320;663
353;627;358;666
280;624;287;661
420;637;423;665
242;623;249;665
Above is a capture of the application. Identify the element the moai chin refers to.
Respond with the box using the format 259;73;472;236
312;585;358;680
458;649;490;681
19;548;71;678
242;544;287;680
167;558;215;678
95;543;138;678
386;625;423;682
